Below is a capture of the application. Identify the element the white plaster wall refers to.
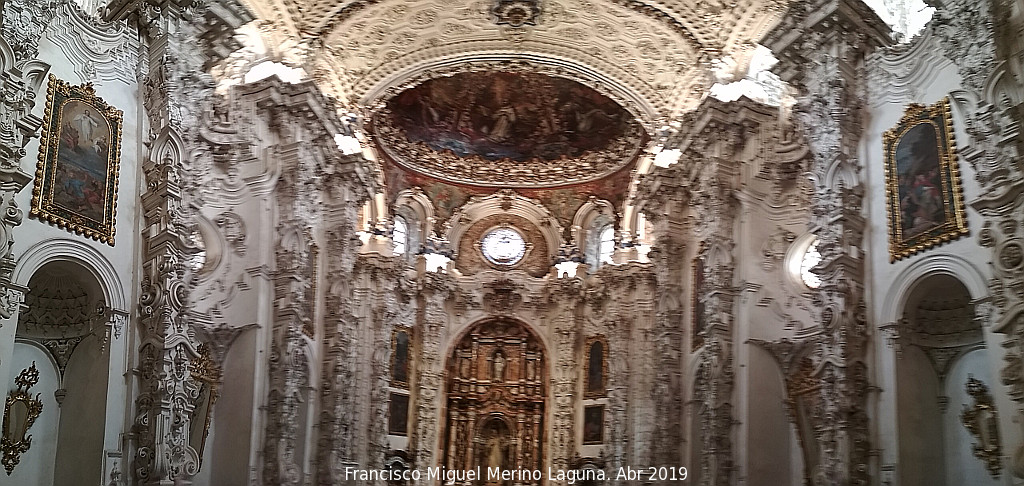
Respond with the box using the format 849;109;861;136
745;347;794;486
53;334;110;486
0;7;141;485
0;343;61;486
861;29;1009;480
944;349;1000;486
895;345;944;485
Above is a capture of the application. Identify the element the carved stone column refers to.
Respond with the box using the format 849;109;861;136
763;1;890;484
0;0;54;386
412;271;454;472
691;153;740;486
102;1;251;483
643;192;688;468
316;156;375;485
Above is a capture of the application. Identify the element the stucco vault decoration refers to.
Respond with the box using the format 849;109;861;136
238;0;789;121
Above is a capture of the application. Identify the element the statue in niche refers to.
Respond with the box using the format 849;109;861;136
526;358;536;381
492;350;506;382
477;419;510;484
460;355;472;378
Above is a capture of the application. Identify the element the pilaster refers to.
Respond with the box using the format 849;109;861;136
763;1;891;484
103;1;252;483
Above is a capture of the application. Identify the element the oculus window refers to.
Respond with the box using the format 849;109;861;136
799;239;822;289
481;228;526;266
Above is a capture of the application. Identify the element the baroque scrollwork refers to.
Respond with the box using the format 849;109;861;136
1;362;44;475
961;375;1002;478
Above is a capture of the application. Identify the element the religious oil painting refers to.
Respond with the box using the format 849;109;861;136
883;97;967;262
585;336;607;398
386;72;632;162
583;405;604;445
32;75;123;245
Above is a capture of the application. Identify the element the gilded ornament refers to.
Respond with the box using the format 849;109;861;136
1;363;44;475
882;97;968;261
31;75;123;245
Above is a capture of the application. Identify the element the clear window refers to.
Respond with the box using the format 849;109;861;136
393;217;408;256
800;239;822;289
598;226;615;265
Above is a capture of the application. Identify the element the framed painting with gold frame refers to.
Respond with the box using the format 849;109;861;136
31;75;123;245
883;97;968;262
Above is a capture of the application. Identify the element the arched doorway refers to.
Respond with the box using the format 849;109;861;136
443;319;545;484
896;274;997;485
8;260;109;486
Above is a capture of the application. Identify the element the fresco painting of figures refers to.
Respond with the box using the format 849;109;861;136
387;72;633;162
32;76;123;245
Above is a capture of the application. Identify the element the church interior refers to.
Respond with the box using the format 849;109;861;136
0;0;1023;484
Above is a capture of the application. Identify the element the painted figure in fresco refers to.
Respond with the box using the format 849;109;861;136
389;72;632;162
487;104;517;142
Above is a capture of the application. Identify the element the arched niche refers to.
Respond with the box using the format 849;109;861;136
895;273;997;486
443;318;547;474
13;238;126;312
13;259;110;486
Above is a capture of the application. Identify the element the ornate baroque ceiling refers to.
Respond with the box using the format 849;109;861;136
238;0;790;123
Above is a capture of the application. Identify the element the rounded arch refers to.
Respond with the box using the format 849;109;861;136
445;190;562;259
14;238;127;311
879;253;988;329
446;315;552;363
442;316;548;473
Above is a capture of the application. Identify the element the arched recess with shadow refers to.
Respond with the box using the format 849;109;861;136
443;318;547;475
10;259;110;486
895;274;998;486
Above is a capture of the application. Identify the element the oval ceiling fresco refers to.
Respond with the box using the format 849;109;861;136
371;71;647;187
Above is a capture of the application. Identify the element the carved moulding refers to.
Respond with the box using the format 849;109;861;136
883;97;968;261
1;362;43;475
961;375;1002;478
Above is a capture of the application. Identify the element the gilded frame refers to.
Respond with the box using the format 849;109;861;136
31;75;123;245
2;363;43;476
582;404;604;445
189;345;220;469
883;97;968;262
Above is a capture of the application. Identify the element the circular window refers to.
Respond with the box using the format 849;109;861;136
799;239;822;289
481;227;526;266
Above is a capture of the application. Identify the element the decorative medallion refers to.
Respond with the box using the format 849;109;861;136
492;0;540;27
883;97;968;262
373;71;646;187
